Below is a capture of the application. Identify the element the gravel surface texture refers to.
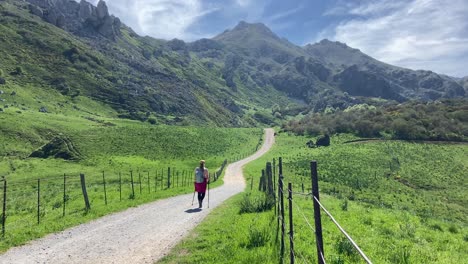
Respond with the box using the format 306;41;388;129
0;128;275;264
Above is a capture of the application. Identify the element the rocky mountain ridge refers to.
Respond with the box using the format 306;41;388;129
22;0;467;104
26;0;121;39
1;0;466;126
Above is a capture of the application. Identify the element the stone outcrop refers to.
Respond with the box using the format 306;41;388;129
316;135;330;147
28;4;43;17
26;0;121;40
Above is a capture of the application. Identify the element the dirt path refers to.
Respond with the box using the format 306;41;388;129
0;128;275;264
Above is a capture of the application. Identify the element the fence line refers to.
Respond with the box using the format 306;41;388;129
0;159;229;238
270;158;372;264
313;196;372;264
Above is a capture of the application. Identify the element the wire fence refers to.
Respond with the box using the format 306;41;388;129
256;158;373;264
0;159;227;239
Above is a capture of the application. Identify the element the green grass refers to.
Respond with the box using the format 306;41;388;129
0;1;298;127
159;193;278;264
0;98;263;251
160;132;467;263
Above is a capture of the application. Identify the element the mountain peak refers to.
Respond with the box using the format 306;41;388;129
232;21;274;35
312;39;356;51
25;0;121;40
215;21;279;41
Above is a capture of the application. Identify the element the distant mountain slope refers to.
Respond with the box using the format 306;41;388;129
0;0;465;126
0;0;292;126
304;39;465;101
459;76;468;92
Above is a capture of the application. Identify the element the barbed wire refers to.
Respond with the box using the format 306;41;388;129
313;196;372;264
291;198;316;235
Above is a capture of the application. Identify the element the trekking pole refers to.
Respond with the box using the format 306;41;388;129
207;179;210;208
191;180;196;206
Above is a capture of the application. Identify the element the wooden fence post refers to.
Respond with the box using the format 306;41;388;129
154;170;158;192
147;172;150;193
138;172;142;194
288;182;295;264
119;172;122;201
311;161;324;264
37;179;40;224
160;173;163;190
167;167;171;189
266;162;273;196
80;174;91;210
259;170;265;191
279;157;285;263
63;173;66;217
130;171;135;199
2;179;6;237
250;175;253;191
102;171;107;205
273;158;276;193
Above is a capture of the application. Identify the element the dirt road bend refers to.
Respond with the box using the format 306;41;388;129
0;128;275;264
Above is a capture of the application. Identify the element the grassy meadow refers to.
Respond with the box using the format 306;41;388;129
0;92;263;251
159;132;467;264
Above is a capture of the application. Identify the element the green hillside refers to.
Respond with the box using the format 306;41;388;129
161;133;468;264
0;1;296;127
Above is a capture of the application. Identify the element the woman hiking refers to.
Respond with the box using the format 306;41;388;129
194;160;209;208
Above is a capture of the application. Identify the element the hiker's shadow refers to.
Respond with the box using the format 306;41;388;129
185;208;202;213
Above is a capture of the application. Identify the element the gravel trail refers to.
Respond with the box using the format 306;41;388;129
0;128;275;264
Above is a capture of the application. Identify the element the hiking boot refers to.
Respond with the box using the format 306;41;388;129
198;200;202;208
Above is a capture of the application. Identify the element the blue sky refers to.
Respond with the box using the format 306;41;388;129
90;0;468;77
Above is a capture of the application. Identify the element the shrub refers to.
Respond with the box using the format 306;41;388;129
246;227;270;249
335;237;357;258
253;110;275;125
390;246;411;264
12;66;24;75
448;225;459;234
239;193;274;214
429;224;443;232
148;117;157;125
341;199;348;211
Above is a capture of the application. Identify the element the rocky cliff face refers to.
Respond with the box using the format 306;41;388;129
304;39;465;101
26;0;121;39
459;76;468;93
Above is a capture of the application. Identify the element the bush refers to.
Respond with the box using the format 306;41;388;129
253;110;275;125
335;237;357;258
390;246;411;264
341;199;348;211
283;99;468;142
148;117;157;125
239;193;274;214
246;227;270;249
448;225;459;234
429;224;443;231
13;66;24;75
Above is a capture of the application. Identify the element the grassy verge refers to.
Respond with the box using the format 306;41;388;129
0;103;263;251
159;132;468;263
159;193;277;264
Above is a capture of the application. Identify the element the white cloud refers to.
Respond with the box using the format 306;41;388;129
320;0;468;77
235;0;252;7
267;5;303;22
87;0;219;41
